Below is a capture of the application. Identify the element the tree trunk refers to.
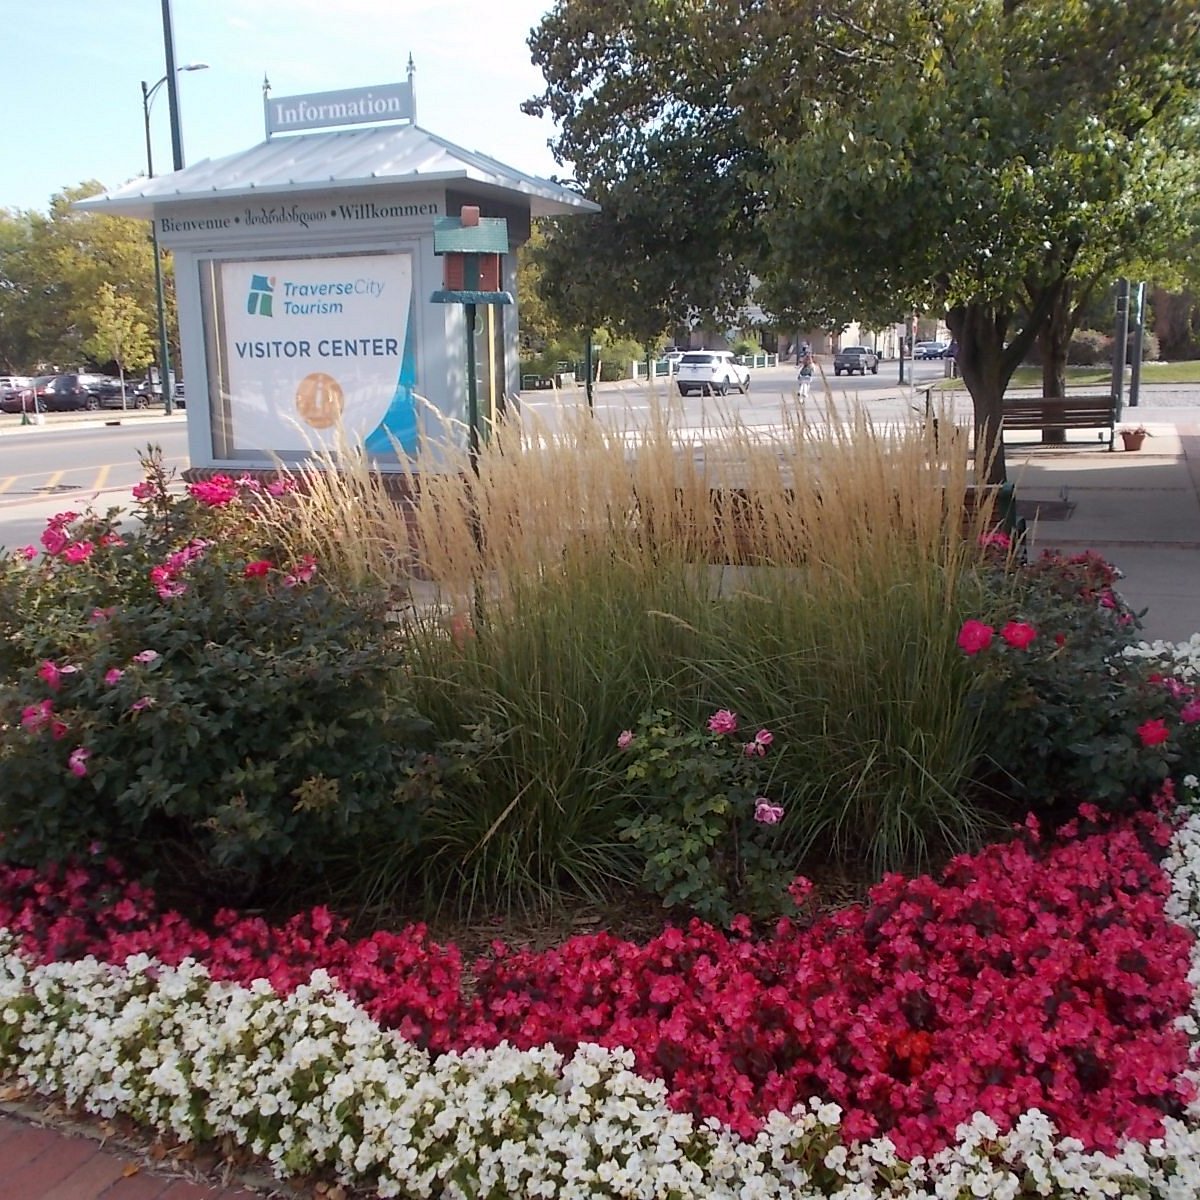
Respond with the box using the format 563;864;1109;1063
1039;280;1071;399
946;304;1012;484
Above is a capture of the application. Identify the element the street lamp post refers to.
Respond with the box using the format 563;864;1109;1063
141;63;206;417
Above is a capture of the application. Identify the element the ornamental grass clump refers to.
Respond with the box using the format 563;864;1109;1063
267;399;1007;908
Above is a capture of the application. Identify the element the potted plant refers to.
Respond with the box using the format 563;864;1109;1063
1119;424;1150;451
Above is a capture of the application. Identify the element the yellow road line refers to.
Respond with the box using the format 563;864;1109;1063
0;477;14;495
93;464;112;492
42;470;64;492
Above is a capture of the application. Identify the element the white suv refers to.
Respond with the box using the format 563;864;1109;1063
675;351;752;397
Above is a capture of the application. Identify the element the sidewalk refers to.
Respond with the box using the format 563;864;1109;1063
1001;416;1200;643
0;1113;270;1199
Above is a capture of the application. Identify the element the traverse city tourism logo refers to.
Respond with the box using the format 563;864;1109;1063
247;275;275;317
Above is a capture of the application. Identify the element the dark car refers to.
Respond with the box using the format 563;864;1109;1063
96;377;148;409
37;373;106;412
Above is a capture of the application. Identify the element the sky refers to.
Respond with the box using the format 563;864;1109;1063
2;0;566;214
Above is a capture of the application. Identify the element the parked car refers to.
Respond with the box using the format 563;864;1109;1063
95;377;147;409
173;381;187;409
914;341;946;359
832;346;880;376
0;376;36;413
36;373;109;412
675;350;751;396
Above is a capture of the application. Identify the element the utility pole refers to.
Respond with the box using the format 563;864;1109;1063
1112;279;1130;417
1128;282;1146;408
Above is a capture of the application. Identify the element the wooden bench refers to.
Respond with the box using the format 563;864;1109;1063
636;483;1025;565
1001;395;1118;450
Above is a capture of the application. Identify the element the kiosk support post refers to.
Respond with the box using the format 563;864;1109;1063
465;302;480;476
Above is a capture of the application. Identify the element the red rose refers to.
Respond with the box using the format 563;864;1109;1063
956;619;994;655
1137;718;1170;747
243;560;272;579
1001;621;1037;649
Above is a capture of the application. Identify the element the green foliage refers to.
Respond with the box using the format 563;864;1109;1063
83;282;153;380
731;335;762;357
612;710;792;925
967;550;1190;810
0;184;167;372
0;461;434;900
1069;329;1112;366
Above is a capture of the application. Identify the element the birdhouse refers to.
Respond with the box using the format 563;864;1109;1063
431;206;512;304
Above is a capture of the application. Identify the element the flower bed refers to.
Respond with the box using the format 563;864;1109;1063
4;788;1200;1196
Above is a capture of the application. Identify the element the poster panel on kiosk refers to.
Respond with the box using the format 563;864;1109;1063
214;250;418;457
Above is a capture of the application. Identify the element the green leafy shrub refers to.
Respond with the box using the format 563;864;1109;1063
964;550;1198;811
0;464;434;900
612;709;793;924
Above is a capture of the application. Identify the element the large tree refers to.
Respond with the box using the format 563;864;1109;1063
528;0;1200;481
0;183;165;373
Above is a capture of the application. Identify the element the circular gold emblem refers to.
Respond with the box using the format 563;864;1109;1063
294;372;345;429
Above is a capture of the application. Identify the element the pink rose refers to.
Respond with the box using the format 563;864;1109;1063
20;700;54;732
132;650;160;664
40;526;68;556
129;696;155;714
754;798;784;825
37;660;62;691
956;619;994;655
707;709;739;735
788;875;814;906
1181;699;1200;725
104;668;124;686
63;540;95;564
15;545;36;561
617;730;634;750
67;747;90;778
243;560;272;579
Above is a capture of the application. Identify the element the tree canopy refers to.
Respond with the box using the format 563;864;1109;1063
0;183;168;375
527;0;1200;479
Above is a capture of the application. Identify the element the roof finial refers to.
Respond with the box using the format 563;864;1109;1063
407;53;416;124
262;72;271;99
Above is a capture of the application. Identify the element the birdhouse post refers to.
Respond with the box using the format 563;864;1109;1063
431;205;512;473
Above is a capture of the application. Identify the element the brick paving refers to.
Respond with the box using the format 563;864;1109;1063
0;1115;267;1200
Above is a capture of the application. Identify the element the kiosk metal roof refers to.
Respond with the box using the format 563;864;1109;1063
76;123;599;219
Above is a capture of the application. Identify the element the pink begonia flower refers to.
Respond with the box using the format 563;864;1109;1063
104;668;124;686
131;481;157;501
754;798;785;825
67;747;90;778
617;730;634;750
15;545;36;561
1001;621;1037;650
132;650;160;664
1181;699;1200;724
1137;718;1170;747
40;526;68;556
707;709;738;735
37;660;62;691
20;700;54;732
956;619;994;655
129;696;155;713
63;540;95;564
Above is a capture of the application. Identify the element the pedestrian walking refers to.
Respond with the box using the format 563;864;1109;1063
797;351;815;402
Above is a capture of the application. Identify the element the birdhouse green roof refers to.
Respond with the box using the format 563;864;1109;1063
433;215;509;254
